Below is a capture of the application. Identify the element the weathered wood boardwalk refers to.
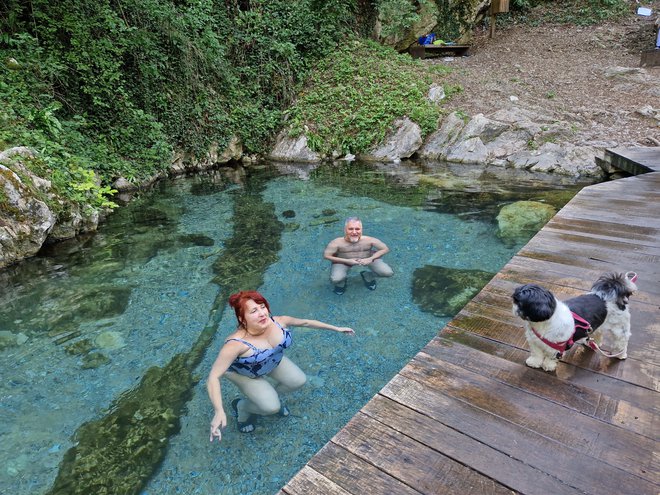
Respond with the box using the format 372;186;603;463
279;149;660;495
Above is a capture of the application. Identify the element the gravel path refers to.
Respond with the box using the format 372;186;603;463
437;5;660;148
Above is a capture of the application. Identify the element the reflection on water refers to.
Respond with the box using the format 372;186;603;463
0;160;587;495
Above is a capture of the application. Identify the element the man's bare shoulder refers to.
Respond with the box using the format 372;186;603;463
360;235;384;244
325;236;346;248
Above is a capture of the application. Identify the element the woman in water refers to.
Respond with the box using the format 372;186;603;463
207;290;354;441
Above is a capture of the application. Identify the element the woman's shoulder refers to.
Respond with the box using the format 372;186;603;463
272;315;294;328
271;315;286;326
224;328;246;343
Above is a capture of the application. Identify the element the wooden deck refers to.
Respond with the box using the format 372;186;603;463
279;148;660;495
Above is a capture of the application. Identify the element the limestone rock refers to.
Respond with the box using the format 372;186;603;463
359;117;423;162
418;110;604;177
412;265;495;317
496;200;556;246
428;83;446;104
169;135;244;175
267;129;321;163
0;148;56;268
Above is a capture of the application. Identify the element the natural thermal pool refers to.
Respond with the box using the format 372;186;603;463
0;160;588;494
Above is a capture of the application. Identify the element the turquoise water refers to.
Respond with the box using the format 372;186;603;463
0;160;586;495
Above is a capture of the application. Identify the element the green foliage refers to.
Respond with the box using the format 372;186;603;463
434;0;475;42
377;0;438;39
287;39;449;156
0;0;367;208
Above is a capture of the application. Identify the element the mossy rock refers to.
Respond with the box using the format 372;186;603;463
496;201;556;246
81;352;111;369
412;265;495;317
0;330;28;350
66;339;94;355
95;331;126;350
309;216;340;226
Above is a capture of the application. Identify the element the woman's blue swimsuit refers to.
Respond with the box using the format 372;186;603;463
226;321;292;378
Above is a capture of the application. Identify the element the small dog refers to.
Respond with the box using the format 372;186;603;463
512;272;637;372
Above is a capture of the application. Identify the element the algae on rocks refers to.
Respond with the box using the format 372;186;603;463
46;169;284;495
412;265;495;317
496;200;556;247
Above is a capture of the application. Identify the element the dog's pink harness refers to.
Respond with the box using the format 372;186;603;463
531;311;592;355
532;272;638;359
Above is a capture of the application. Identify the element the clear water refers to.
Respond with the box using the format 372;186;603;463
0;160;587;495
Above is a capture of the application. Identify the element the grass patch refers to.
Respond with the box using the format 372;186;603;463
286;39;452;156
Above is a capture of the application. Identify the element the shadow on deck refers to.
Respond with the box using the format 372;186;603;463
279;148;660;495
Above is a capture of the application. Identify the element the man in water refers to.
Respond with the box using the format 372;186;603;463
323;217;393;295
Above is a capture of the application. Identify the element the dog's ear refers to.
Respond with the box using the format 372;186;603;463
512;284;557;322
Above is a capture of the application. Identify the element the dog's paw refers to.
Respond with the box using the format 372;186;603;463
525;356;543;368
541;358;558;372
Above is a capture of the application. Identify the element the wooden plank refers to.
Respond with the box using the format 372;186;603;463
554;200;660;228
451;296;659;390
305;442;423;495
398;352;659;483
499;257;660;302
517;237;660;272
360;396;581;495
524;229;660;257
465;279;660;366
544;215;660;247
279;466;353;495
606;148;660;173
447;305;527;349
423;335;657;437
441;326;658;414
332;411;517;495
514;247;658;278
381;373;659;495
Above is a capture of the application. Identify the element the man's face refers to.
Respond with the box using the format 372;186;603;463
344;221;362;243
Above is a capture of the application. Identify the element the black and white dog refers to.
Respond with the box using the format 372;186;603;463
512;272;637;372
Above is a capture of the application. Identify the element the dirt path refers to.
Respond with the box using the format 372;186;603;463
436;5;660;148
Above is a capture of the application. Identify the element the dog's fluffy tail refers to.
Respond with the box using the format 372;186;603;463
590;272;637;307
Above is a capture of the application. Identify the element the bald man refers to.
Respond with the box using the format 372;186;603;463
323;217;393;295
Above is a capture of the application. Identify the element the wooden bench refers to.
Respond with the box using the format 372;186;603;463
408;43;470;59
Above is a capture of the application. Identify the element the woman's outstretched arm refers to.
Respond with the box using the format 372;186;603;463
275;315;354;334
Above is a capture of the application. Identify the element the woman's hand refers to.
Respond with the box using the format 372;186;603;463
210;410;227;443
336;326;355;335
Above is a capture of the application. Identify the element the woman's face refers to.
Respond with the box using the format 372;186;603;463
242;299;270;331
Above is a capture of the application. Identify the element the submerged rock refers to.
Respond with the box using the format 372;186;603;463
0;330;28;350
81;352;111;369
95;331;126;351
412;265;494;317
496;200;556;246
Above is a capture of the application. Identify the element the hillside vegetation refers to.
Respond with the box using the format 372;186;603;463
1;0;632;213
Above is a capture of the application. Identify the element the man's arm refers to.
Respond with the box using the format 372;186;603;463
366;236;389;262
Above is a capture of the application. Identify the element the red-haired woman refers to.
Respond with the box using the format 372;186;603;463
207;290;354;441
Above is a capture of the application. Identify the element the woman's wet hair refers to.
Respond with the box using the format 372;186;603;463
228;291;271;328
